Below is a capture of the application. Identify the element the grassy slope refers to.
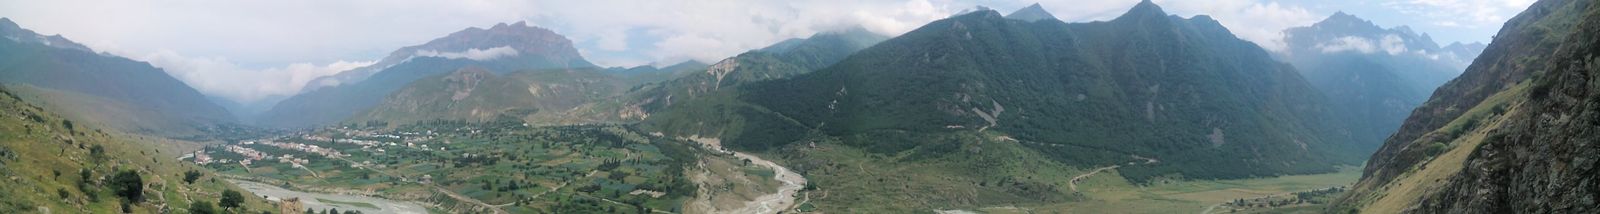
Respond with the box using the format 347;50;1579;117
768;131;1096;212
0;87;271;213
8;84;206;137
1338;82;1526;213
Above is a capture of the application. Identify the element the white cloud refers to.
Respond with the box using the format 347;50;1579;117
1314;34;1416;56
1384;0;1534;29
1151;0;1320;52
1379;34;1408;55
130;49;373;103
414;46;520;61
531;0;959;65
1316;36;1379;53
1023;0;1321;52
594;28;629;51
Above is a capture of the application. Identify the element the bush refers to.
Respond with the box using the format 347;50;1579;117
110;170;143;202
184;170;203;184
188;201;217;214
1425;142;1450;157
219;189;244;209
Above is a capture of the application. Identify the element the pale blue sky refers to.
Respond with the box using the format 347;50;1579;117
0;0;1533;103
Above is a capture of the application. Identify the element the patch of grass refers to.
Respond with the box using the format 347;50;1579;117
1026;167;1360;214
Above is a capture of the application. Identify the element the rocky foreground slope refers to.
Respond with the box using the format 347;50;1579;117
1337;0;1600;212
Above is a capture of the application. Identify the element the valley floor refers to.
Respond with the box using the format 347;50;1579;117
1002;166;1359;214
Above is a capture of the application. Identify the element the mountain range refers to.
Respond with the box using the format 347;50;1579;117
257;21;595;128
1280;12;1484;150
645;1;1360;186
0;18;234;137
15;0;1589;212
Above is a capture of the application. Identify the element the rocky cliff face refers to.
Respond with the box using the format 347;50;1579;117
1338;0;1600;212
1411;0;1600;212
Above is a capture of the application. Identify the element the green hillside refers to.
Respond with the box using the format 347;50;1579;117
0;20;235;136
0;86;271;213
563;29;887;124
661;1;1358;184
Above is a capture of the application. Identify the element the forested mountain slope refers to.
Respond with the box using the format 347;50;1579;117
651;0;1359;184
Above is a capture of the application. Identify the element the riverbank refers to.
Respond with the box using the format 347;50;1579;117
230;179;430;214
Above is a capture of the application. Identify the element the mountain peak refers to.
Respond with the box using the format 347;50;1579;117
1329;11;1355;19
1115;0;1169;21
1318;11;1377;29
1005;3;1058;22
953;5;998;17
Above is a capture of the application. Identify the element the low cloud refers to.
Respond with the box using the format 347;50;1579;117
414;46;520;61
1315;34;1413;55
1151;0;1319;52
131;50;373;103
1317;36;1379;54
1379;34;1407;55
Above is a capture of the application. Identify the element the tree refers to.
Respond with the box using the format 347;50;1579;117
188;201;218;214
184;170;203;184
219;189;245;209
110;170;143;202
90;145;105;160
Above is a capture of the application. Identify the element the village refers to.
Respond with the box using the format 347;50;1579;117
188;126;443;169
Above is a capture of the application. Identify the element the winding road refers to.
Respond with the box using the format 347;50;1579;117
1070;155;1159;191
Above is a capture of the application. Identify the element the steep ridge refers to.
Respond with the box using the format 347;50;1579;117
351;67;538;125
577;29;886;123
604;60;710;85
259;22;595;128
1004;3;1058;22
1338;0;1600;212
351;66;634;126
716;0;1356;183
1280;13;1480;150
0;18;234;136
348;28;885;128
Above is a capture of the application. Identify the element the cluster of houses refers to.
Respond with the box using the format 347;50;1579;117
260;141;346;158
194;127;446;169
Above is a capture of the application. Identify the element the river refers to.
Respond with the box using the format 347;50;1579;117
230;179;429;214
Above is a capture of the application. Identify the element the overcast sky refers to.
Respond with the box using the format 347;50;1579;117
0;0;1534;104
